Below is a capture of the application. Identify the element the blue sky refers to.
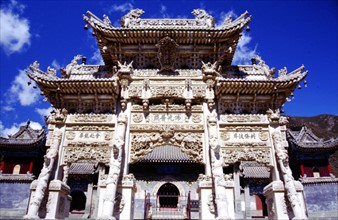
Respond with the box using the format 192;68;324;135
0;0;337;136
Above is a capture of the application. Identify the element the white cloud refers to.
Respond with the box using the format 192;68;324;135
51;60;60;70
159;4;169;18
35;106;52;119
90;48;104;65
0;0;31;54
232;33;257;65
0;120;42;138
8;70;40;106
109;2;134;13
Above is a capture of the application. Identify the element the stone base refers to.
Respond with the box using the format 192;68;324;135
264;180;308;220
263;180;289;220
45;180;71;219
197;175;215;220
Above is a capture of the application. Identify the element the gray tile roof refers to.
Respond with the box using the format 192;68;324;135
69;161;97;175
140;145;193;163
241;161;270;179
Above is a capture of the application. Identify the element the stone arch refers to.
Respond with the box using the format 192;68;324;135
157;183;180;208
151;179;185;197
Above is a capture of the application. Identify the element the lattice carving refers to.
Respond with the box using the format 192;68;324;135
130;131;203;163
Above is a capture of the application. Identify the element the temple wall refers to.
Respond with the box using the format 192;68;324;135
0;182;31;218
303;182;338;218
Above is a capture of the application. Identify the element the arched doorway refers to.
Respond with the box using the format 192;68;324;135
157;183;180;209
70;190;86;212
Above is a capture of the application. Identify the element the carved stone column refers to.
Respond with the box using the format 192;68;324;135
272;132;307;220
100;113;127;219
207;112;235;219
197;174;215;220
24;130;62;219
119;174;136;220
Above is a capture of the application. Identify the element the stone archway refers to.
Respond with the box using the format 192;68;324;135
157;183;180;209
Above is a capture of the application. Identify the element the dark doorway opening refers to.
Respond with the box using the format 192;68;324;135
70;190;86;212
157;183;180;209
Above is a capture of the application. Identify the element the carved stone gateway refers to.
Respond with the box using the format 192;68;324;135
26;7;308;220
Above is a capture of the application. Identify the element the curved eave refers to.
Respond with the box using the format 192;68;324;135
27;71;119;95
216;70;307;95
289;139;338;152
0;139;45;150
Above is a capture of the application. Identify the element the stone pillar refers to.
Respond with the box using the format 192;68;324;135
244;184;251;218
197;175;215;220
119;174;136;220
100;113;128;219
263;180;289;220
224;180;235;219
45;180;71;219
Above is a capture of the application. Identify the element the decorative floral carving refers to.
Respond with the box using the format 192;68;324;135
130;131;203;163
259;132;269;141
63;147;111;165
221;148;271;167
191;114;202;123
65;131;75;140
132;113;143;123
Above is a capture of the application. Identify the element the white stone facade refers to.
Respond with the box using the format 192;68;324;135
24;8;308;220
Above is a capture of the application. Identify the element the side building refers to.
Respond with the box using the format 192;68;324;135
21;8;311;220
287;126;338;219
0;121;46;219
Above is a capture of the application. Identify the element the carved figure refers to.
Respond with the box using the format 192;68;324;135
207;112;232;219
156;36;179;73
47;66;56;77
120;9;144;28
60;55;82;78
101;113;127;219
24;131;62;219
192;9;215;28
117;61;133;73
103;14;112;26
272;132;307;219
278;67;287;77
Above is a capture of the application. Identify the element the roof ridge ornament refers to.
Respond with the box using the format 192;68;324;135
251;55;276;79
120;8;144;28
60;55;82;78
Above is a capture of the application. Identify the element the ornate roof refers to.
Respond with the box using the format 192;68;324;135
139;145;194;163
287;126;338;152
83;9;251;66
0;121;46;150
